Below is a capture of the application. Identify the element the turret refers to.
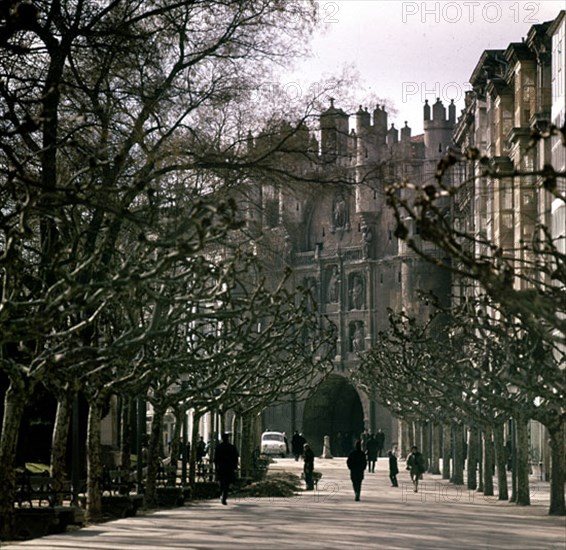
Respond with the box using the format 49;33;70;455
424;99;431;121
386;123;398;146
400;121;411;142
320;98;349;163
373;104;388;143
448;99;456;123
424;98;455;161
355;105;371;134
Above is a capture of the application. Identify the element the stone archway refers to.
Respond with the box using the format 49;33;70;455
302;374;364;457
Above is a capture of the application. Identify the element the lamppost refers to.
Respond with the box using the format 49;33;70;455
507;383;519;502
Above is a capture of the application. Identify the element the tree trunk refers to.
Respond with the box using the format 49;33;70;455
86;399;103;522
50;390;72;505
483;424;494;496
493;421;508;501
452;424;464;485
477;428;484;493
189;412;201;487
430;423;441;474
232;412;241;454
467;426;478;491
0;383;27;538
442;424;451;479
240;411;254;477
545;417;565;516
145;404;165;509
515;414;530;506
169;407;183;483
120;397;132;479
400;418;412;458
422;422;431;472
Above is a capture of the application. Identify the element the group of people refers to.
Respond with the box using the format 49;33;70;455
346;443;425;500
209;430;427;506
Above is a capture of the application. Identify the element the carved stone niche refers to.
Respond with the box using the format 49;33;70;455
304;277;318;311
349;320;364;352
326;265;340;303
330;194;350;233
349;273;365;310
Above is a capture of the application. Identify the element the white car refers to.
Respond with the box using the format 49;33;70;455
261;431;287;457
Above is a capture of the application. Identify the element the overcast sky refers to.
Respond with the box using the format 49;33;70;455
284;0;564;134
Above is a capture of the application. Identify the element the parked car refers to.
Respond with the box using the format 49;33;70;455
260;431;287;457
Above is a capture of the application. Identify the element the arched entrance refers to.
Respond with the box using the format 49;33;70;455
302;374;364;456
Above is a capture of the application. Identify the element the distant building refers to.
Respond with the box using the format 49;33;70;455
451;10;565;479
246;98;453;456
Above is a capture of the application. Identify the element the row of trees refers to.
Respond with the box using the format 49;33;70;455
0;0;338;537
352;126;565;516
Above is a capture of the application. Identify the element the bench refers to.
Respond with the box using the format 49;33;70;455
196;461;214;483
102;467;135;496
15;471;86;507
156;465;180;487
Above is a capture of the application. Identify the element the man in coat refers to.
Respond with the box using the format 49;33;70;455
366;434;379;473
406;445;426;493
214;433;239;505
388;449;399;487
291;431;306;461
347;439;367;501
302;442;315;490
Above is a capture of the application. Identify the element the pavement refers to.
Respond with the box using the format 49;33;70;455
2;457;565;550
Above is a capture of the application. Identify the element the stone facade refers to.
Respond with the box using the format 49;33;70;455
250;98;454;455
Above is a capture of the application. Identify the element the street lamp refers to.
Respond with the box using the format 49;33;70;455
506;383;519;502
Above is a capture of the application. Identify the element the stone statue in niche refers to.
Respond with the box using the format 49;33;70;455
331;195;348;232
327;265;340;303
351;321;364;352
305;277;317;312
362;225;373;259
349;274;365;310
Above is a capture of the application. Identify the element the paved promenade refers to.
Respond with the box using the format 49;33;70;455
3;458;564;549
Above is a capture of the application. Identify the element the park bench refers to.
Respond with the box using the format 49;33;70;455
196;461;214;482
102;467;135;496
156;464;180;487
15;470;86;507
14;470;84;539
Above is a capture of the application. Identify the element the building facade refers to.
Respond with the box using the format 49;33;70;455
249;99;453;456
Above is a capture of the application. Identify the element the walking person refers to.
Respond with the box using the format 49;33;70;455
347;440;367;501
406;445;426;493
388;449;399;487
214;433;239;505
303;442;315;490
291;431;306;461
366;434;378;473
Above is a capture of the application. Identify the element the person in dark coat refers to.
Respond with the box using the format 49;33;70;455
291;431;306;461
388;450;399;487
366;434;379;473
214;433;239;505
302;442;315;490
406;445;426;493
347;440;367;501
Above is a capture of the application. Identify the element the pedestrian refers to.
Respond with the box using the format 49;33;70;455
303;442;315;490
347;440;367;501
375;428;385;457
388;449;399;487
291;431;306;461
406;445;426;492
213;432;239;505
366;434;378;473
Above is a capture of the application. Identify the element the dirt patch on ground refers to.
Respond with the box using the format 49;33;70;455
233;471;302;498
